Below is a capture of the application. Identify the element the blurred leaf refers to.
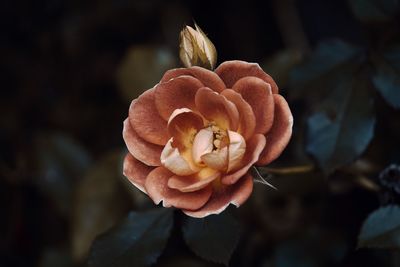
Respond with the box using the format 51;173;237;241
358;205;400;248
289;39;361;98
182;212;241;265
157;256;219;267
269;229;347;267
262;49;303;88
306;77;375;173
72;151;130;263
348;0;399;23
34;133;92;215
39;248;72;267
372;46;400;109
88;209;174;267
384;45;400;69
116;46;176;101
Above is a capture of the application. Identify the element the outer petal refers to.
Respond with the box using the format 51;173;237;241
232;77;275;135
215;60;278;93
161;66;226;93
154;75;204;120
123;118;162;166
256;94;293;166
183;174;254;218
129;89;169;146
145;167;212;210
161;138;200;176
123;153;154;194
221;89;256;140
195;87;239;131
168;108;204;151
222;134;266;185
168;168;220;192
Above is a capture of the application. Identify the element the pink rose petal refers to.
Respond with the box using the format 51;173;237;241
129;89;169;146
123;153;154;194
145;167;212;210
154;75;204;120
215;60;278;93
195;87;239;131
123;118;162;166
161;66;226;93
183;174;254;218
256;94;293;166
233;77;275;135
221;89;256;140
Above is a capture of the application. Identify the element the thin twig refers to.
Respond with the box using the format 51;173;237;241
252;167;277;190
261;164;315;175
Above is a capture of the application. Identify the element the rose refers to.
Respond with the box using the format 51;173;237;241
123;60;293;218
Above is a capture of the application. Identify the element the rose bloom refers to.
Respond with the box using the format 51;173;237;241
122;60;293;218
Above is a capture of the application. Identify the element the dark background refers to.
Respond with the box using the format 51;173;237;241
2;0;400;266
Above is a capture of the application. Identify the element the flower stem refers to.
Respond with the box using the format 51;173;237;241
261;164;315;175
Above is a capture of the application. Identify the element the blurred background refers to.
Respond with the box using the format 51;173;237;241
2;0;400;266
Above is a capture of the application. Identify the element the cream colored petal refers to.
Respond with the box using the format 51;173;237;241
168;168;220;193
227;131;246;172
161;138;200;176
201;146;228;171
192;128;214;165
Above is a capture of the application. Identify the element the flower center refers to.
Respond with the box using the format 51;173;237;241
160;109;246;177
209;123;228;150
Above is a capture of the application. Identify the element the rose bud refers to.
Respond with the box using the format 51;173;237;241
179;24;217;70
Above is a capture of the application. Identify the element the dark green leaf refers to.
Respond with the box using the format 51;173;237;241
348;0;399;23
289;40;361;95
182;213;241;265
372;46;400;109
272;230;347;267
88;209;174;267
358;205;400;249
306;77;376;173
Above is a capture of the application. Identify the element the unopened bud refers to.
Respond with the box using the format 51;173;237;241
179;24;217;70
